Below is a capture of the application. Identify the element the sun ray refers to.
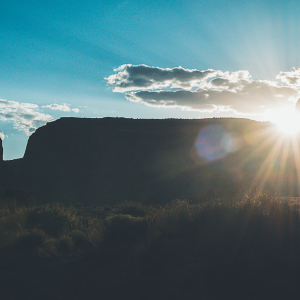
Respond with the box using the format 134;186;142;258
276;137;291;195
252;134;285;195
242;126;278;164
291;138;300;196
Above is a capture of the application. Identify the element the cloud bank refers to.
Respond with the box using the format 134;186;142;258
105;64;221;92
276;68;300;87
0;100;80;136
42;103;80;113
105;65;300;115
0;99;53;135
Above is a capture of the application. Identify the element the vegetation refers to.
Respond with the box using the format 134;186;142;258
1;194;300;299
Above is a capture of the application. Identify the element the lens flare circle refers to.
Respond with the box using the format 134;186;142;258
195;124;239;161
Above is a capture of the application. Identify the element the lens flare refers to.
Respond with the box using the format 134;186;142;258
195;124;241;161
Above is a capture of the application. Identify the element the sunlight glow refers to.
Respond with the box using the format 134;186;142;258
246;116;300;196
266;107;300;135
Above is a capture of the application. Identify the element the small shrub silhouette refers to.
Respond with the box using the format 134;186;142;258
148;199;199;236
113;201;147;217
104;205;112;212
0;209;27;233
0;188;17;214
74;202;83;209
0;188;35;214
14;229;46;252
38;235;74;257
26;203;80;237
103;214;148;244
38;237;58;257
70;230;95;249
57;235;73;255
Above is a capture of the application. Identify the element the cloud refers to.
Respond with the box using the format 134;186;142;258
0;132;4;140
276;68;300;87
106;65;300;115
0;99;53;135
126;78;297;114
42;103;80;113
0;99;38;109
105;64;221;92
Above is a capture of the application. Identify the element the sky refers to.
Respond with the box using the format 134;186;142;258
1;0;300;160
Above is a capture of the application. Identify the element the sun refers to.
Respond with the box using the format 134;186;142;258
266;107;300;135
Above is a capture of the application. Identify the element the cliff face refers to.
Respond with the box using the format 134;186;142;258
0;138;3;163
0;139;3;183
0;117;295;205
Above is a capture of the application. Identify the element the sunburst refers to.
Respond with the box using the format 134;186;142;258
249;121;300;196
267;107;300;135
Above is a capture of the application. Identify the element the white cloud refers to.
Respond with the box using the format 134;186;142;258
0;99;53;135
105;64;222;92
0;132;4;140
42;103;80;113
106;65;300;115
276;68;300;87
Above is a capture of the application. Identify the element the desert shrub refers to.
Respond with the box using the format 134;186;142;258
57;235;74;255
0;208;28;233
138;199;294;298
88;206;107;218
38;237;58;257
14;228;47;252
26;203;80;237
36;235;74;257
104;205;112;212
83;217;104;246
148;199;200;236
0;204;106;257
103;214;148;244
73;202;83;209
113;201;148;217
69;230;95;249
0;208;33;251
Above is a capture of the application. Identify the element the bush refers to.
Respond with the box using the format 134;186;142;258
38;238;58;257
69;230;95;249
26;203;80;237
0;209;28;233
14;229;47;252
148;199;200;236
57;235;73;255
113;201;148;217
74;202;83;209
103;214;148;244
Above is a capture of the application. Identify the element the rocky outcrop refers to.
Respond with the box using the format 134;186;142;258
0;139;3;183
0;138;3;163
0;117;294;206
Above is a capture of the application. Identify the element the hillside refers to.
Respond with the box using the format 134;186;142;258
0;117;296;206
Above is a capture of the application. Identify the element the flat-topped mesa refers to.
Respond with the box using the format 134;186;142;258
0;117;292;205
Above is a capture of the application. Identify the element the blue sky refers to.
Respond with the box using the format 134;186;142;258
1;0;300;159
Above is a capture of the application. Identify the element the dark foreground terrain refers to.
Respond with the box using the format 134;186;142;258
2;117;300;299
1;195;300;300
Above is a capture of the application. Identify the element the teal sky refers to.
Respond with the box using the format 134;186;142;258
1;0;300;159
